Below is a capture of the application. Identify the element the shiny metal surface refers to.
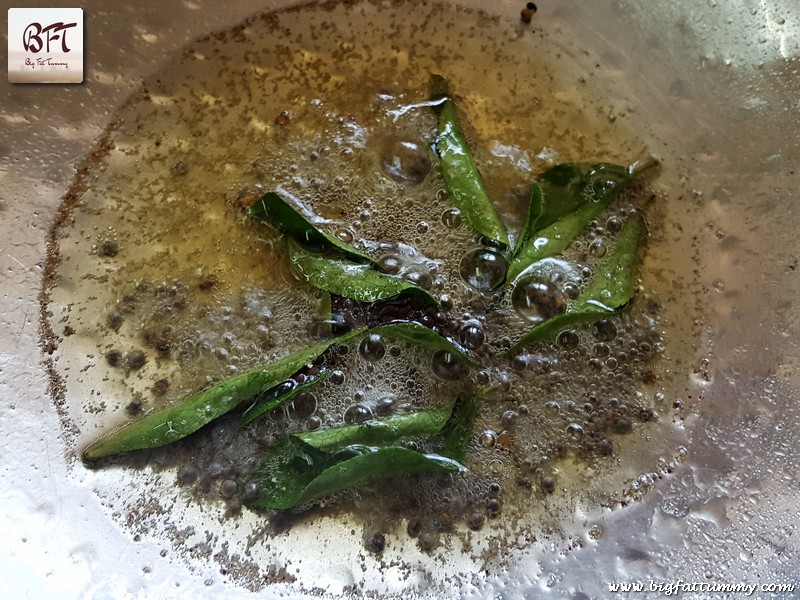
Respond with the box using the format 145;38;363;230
1;1;798;598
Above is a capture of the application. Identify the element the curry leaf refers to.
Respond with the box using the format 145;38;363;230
574;212;646;312
295;404;455;452
249;190;377;265
371;321;480;368
507;212;646;352
250;444;464;510
84;330;364;459
240;370;331;426
507;163;632;282
439;394;482;463
289;240;438;305
431;77;509;248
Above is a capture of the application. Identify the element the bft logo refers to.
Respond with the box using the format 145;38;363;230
8;8;84;83
23;21;78;54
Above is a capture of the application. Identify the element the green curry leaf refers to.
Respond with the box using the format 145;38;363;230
288;240;438;305
84;330;365;459
295;404;455;452
431;78;509;248
439;393;482;463
250;444;464;510
371;321;480;369
249;190;377;265
507;163;632;282
240;370;331;426
507;212;646;352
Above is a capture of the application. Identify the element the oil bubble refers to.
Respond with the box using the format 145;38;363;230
289;392;318;419
566;423;585;439
375;395;395;416
606;215;623;232
402;264;432;288
344;404;373;424
544;401;560;415
480;430;497;448
589;238;607;258
591;319;617;341
459;319;485;350
459;249;508;292
587;166;630;193
380;139;431;185
501;410;518;429
557;330;580;349
511;276;566;322
359;333;386;361
431;350;470;381
593;342;610;357
441;208;463;229
335;227;355;244
379;254;402;274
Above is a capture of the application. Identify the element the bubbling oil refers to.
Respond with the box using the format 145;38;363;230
45;0;677;572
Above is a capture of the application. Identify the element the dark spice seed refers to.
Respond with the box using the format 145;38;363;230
106;349;123;367
125;401;143;415
171;161;188;176
241;482;259;503
127;350;146;370
417;532;436;551
107;313;124;330
151;379;170;396
219;479;238;498
486;498;502;515
366;533;385;554
467;512;485;530
406;520;423;538
198;275;218;290
100;240;119;257
178;465;198;484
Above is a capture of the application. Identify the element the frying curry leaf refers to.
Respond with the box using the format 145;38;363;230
431;76;510;248
295;404;456;452
371;321;480;369
250;443;463;510
439;393;482;463
84;330;365;459
506;163;632;282
240;370;331;426
289;240;438;305
507;212;646;352
249;190;377;265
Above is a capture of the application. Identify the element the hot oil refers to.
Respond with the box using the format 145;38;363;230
45;0;692;588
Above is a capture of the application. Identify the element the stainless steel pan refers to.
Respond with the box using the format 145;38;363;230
1;1;797;597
